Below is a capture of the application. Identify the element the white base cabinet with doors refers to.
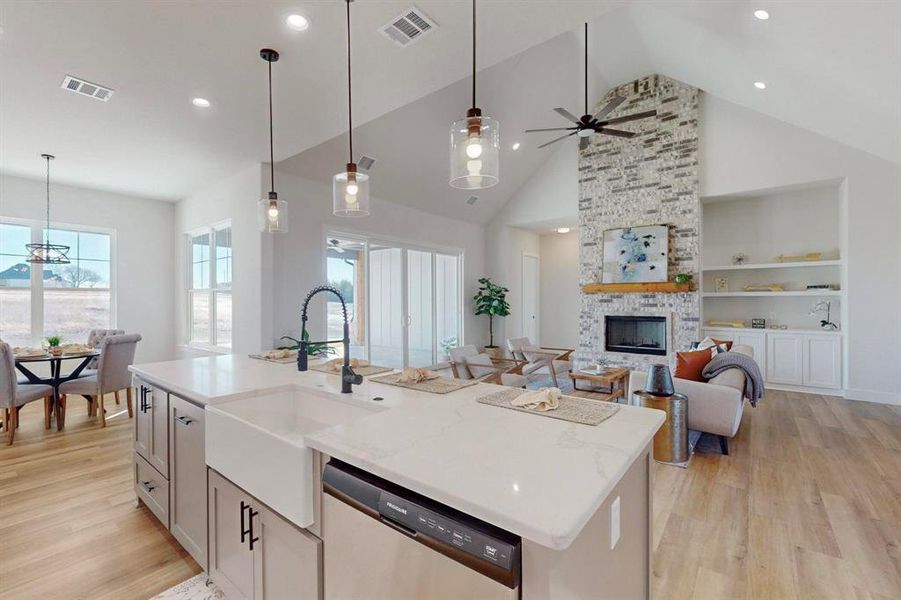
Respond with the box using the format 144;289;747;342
703;328;842;392
133;378;208;569
208;469;322;600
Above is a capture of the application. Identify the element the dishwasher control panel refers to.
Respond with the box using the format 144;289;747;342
379;491;517;570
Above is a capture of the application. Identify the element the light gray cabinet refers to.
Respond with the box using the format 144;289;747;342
170;395;208;570
134;379;169;473
208;469;322;600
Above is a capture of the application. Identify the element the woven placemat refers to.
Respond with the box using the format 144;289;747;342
369;373;479;394
309;363;393;377
249;353;296;364
476;388;620;426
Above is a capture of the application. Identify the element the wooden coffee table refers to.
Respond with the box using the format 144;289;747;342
569;367;631;403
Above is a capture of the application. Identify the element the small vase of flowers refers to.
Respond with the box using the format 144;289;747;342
47;335;63;356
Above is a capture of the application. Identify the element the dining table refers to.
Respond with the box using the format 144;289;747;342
14;350;100;430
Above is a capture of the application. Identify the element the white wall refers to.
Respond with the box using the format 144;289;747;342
538;231;580;348
0;173;175;362
701;94;901;404
174;164;271;357
270;171;487;351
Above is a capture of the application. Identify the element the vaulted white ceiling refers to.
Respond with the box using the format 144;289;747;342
1;1;899;216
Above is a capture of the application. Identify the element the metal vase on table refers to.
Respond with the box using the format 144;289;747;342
633;364;689;464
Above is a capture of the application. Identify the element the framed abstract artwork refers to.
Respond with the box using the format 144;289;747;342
602;224;669;283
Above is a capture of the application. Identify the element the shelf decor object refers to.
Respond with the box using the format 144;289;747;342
257;49;288;233
449;0;499;190
751;318;766;329
809;300;839;330
714;277;729;293
776;252;822;262
26;154;71;264
581;281;690;294
706;319;744;328
602;224;668;283
333;0;371;217
742;284;785;292
731;253;748;265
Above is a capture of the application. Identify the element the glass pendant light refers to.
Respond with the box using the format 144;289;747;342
333;0;370;217
257;48;288;233
449;0;499;190
26;154;70;264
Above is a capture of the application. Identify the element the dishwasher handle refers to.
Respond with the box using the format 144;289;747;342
380;515;418;538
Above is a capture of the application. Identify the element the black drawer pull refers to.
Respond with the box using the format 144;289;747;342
174;415;193;426
240;500;250;545
248;507;260;551
141;480;155;493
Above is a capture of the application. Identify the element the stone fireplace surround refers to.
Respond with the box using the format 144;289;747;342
578;75;700;370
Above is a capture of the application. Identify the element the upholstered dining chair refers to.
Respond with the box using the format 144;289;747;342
59;333;141;428
1;342;54;445
448;345;528;388
506;337;574;388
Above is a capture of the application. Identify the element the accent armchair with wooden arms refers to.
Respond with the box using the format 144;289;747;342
448;345;529;388
506;337;574;387
59;333;142;428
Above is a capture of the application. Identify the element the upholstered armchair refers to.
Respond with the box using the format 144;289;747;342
1;342;54;445
505;337;574;387
448;345;528;388
59;333;141;427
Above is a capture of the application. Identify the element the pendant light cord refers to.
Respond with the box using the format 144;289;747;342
471;0;477;109
45;155;51;234
268;58;275;195
584;22;588;115
346;0;353;165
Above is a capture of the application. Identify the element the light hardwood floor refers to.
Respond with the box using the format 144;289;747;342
2;389;900;599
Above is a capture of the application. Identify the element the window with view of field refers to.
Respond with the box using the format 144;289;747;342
187;224;231;349
0;221;113;347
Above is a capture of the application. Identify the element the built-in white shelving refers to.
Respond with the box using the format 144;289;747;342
702;290;841;298
701;259;842;272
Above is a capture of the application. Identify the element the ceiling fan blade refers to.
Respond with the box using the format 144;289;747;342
592;96;626;121
598;128;635;138
602;109;657;126
537;131;578;149
553;107;582;124
579;136;590;151
525;127;579;133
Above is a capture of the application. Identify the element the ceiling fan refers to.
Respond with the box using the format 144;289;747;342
525;23;657;150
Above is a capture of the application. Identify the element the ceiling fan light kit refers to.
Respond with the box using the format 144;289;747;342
26;153;71;265
258;48;288;233
334;0;370;217
449;0;499;190
525;23;657;151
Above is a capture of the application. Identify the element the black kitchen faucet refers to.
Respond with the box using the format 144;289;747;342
297;285;363;394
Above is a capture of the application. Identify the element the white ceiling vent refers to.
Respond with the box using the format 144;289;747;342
379;6;436;47
60;75;114;102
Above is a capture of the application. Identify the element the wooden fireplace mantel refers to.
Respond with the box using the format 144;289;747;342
581;282;692;294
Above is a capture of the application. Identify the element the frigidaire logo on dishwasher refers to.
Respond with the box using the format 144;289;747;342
386;501;407;515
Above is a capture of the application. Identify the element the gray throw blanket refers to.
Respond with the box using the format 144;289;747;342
702;351;765;407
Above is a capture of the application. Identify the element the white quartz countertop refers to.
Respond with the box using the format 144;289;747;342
130;355;664;550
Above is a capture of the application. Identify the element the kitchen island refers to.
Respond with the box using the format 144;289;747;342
130;355;664;599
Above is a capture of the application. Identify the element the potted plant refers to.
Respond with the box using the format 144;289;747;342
473;277;510;348
46;335;62;356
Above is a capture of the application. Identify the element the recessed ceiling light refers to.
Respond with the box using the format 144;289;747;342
753;81;767;90
192;97;211;108
511;142;521;151
556;227;571;234
286;14;310;31
754;9;770;20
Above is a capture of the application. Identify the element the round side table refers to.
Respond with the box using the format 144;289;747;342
633;390;689;463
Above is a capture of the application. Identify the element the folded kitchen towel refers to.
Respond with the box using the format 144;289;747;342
510;387;561;412
397;367;440;384
326;357;370;371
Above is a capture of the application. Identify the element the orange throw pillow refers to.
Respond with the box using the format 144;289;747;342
712;338;733;351
675;349;713;382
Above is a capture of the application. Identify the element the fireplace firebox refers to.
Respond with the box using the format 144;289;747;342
605;316;667;356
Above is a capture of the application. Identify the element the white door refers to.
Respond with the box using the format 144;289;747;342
766;333;803;385
803;335;842;389
522;254;539;343
368;245;404;369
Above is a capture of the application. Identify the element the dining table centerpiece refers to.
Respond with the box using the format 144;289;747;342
46;335;63;356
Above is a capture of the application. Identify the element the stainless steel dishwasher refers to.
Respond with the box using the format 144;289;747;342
322;460;521;600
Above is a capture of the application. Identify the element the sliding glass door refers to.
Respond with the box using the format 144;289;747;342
325;234;462;369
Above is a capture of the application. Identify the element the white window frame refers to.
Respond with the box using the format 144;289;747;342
185;220;232;352
0;216;117;346
324;228;464;368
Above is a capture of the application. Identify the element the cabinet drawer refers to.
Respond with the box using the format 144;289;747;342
135;453;169;527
